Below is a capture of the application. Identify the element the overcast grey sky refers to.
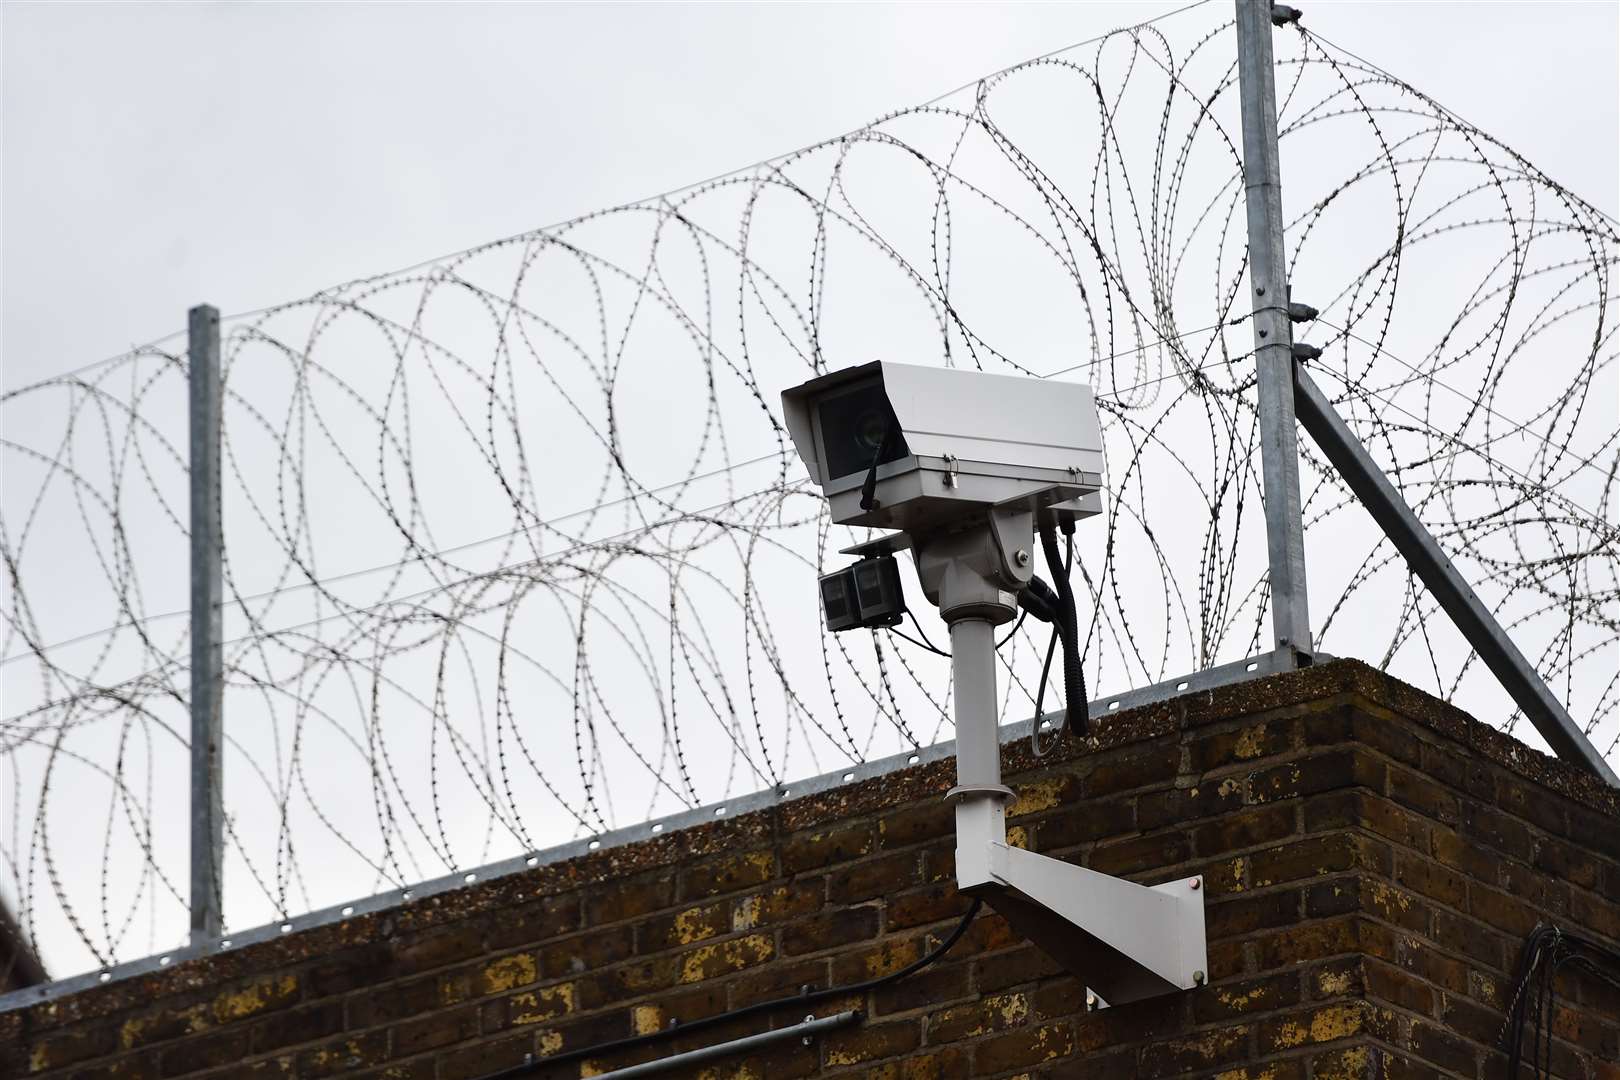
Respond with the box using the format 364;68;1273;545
4;2;1616;386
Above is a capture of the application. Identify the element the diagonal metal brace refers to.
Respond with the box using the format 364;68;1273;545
963;845;1207;1005
1293;366;1619;787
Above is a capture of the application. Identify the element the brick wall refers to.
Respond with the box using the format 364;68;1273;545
5;659;1617;1079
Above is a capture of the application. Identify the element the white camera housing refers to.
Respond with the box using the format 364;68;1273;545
781;361;1106;534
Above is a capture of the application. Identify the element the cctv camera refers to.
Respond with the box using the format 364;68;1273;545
780;361;1206;1005
785;359;1105;739
780;361;1105;533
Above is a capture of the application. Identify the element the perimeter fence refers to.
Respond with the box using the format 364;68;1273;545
4;3;1616;984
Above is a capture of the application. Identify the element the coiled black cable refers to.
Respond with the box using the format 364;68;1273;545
481;897;984;1078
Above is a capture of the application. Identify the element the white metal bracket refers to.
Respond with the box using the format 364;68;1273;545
960;842;1208;1005
872;515;1209;1007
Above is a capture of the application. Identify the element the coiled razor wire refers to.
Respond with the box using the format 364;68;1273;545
2;8;1615;980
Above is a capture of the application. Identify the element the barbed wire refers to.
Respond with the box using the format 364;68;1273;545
2;8;1614;981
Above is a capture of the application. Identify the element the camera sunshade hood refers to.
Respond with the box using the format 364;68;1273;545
782;360;1104;485
781;360;1107;533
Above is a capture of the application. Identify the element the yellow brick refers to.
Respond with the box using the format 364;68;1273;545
631;1004;663;1035
732;895;762;931
861;938;922;979
1009;776;1066;818
1234;727;1267;759
482;953;537;993
212;974;297;1023
119;1003;211;1050
511;983;577;1025
1312;1048;1373;1080
1229;856;1248;892
1270;1003;1365;1049
673;906;720;945
696;1063;760;1080
1316;968;1354;996
679;934;773;983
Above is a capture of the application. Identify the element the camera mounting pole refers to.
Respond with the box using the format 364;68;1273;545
916;513;1209;1006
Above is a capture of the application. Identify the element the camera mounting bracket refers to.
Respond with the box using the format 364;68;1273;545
928;523;1207;1007
984;505;1037;587
959;846;1209;1003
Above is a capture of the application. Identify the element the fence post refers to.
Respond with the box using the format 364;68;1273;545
1234;0;1313;661
188;304;224;940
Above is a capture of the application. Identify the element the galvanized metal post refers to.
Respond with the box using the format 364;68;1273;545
1293;368;1620;787
1235;0;1313;660
188;304;225;940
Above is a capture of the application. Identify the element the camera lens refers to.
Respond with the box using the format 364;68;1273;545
854;411;889;454
818;379;909;480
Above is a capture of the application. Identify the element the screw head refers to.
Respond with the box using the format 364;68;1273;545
1193;970;1207;986
1190;877;1202;891
1014;549;1031;567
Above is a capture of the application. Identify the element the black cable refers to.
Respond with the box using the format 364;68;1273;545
1501;924;1620;1079
898;610;950;656
996;607;1029;648
1030;624;1062;757
858;422;900;511
888;620;950;657
480;898;984;1078
1030;532;1079;757
1059;530;1085;734
1037;518;1087;740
